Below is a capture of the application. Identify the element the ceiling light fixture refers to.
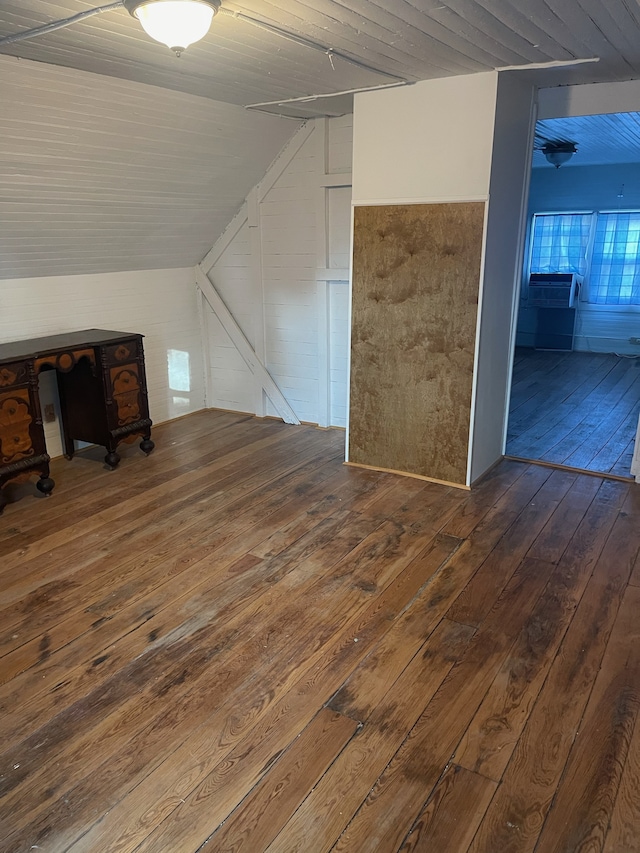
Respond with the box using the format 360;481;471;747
540;141;578;168
0;0;406;85
124;0;221;55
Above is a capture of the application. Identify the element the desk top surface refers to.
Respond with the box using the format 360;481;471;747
0;329;142;363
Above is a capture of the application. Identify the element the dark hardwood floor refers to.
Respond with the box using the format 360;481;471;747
1;409;639;852
507;347;640;478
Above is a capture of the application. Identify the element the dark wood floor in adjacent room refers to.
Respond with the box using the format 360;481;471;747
1;409;639;853
507;347;640;477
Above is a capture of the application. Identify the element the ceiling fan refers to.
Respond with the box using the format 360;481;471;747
536;139;578;168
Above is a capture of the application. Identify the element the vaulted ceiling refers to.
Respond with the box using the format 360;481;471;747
3;1;640;280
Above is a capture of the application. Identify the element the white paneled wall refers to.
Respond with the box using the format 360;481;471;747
329;282;350;427
202;116;352;428
575;306;640;354
328;187;352;270
0;267;204;457
204;220;256;414
328;117;356;175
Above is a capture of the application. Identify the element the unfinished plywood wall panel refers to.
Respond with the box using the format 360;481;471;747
349;202;485;486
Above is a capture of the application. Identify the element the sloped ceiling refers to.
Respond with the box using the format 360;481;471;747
0;55;298;279
4;1;640;279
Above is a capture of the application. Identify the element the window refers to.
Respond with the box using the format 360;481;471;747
529;211;640;306
530;213;591;276
590;213;640;304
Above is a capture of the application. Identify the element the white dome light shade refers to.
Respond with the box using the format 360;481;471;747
125;0;220;54
540;141;578;169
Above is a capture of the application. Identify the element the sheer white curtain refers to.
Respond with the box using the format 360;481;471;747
530;213;591;276
589;213;640;305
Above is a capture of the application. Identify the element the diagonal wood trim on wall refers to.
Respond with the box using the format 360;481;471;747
349;202;485;486
195;265;300;425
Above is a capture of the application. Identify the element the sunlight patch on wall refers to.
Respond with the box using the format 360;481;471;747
172;395;191;413
168;349;191;392
168;349;193;417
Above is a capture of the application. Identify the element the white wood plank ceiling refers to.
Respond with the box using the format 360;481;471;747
0;55;297;279
3;1;640;279
534;112;640;168
4;1;640;108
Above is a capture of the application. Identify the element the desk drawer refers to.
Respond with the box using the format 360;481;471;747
0;388;36;463
109;364;143;425
103;339;140;366
0;361;29;389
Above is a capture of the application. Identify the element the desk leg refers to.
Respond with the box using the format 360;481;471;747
105;450;121;470
36;474;55;496
140;437;155;455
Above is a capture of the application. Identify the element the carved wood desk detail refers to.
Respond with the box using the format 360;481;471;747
0;329;154;513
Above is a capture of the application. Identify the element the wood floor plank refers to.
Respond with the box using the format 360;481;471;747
610;436;636;478
0;410;245;541
315;557;557;853
262;619;475;853
534;584;640;853
604;692;640;853
507;353;614;437
393;466;554;649
629;545;640;588
453;476;631;782
588;406;639;474
1;483;462;849
0;509;382;840
507;351;577;424
0;454;372;682
0;424;322;586
561;372;640;469
0;445;346;669
199;708;359;853
0;414;290;552
356;477;464;532
327;466;554;731
467;487;640;853
0;460;361;729
1;411;639;853
506;349;640;477
328;533;465;722
525;471;601;563
443;458;527;539
446;469;575;627
507;352;611;432
396;765;497;853
74;572;470;853
449;462;552;546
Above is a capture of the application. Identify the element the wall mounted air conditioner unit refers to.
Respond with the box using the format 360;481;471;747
527;273;578;308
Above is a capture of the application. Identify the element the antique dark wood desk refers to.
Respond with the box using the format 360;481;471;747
0;329;154;513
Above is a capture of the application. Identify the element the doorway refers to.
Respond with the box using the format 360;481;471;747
506;112;640;480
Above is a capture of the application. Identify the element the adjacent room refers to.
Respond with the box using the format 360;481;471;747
1;3;640;852
508;111;640;479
